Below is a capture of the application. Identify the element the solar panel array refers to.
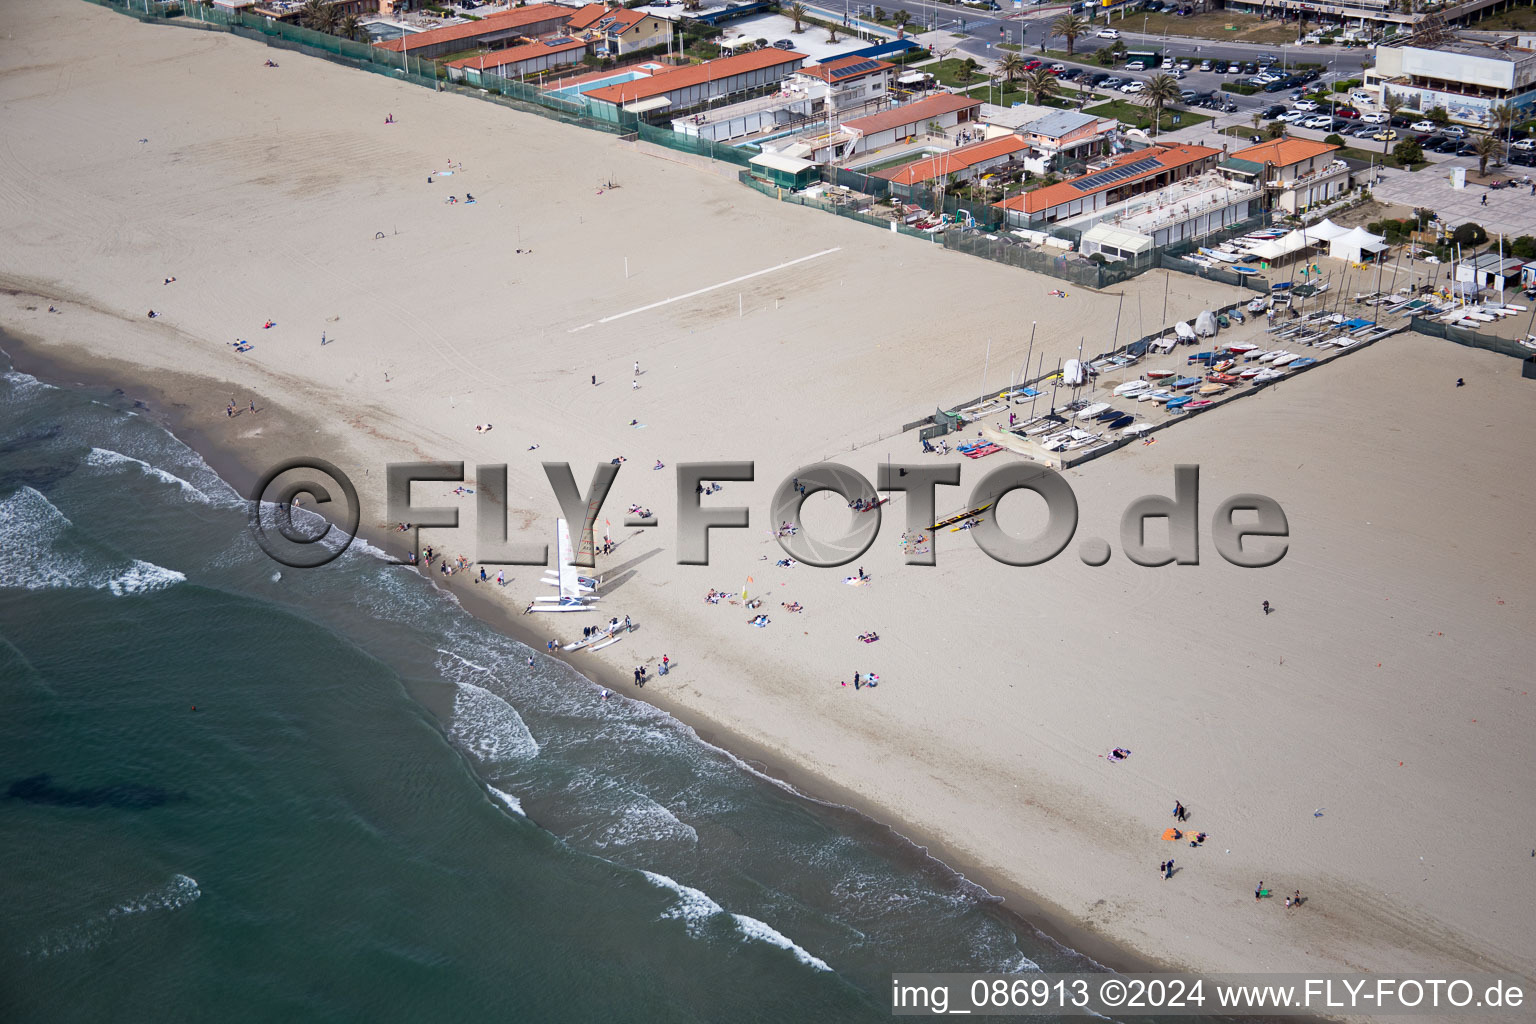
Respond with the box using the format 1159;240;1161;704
1070;157;1161;192
832;59;882;79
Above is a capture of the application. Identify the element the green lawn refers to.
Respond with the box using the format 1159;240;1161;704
927;58;988;88
1470;6;1536;30
1085;99;1211;133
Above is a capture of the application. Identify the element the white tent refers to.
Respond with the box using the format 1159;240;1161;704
1329;226;1388;264
1301;218;1352;242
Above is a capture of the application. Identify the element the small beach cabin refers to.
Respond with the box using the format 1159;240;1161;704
749;152;817;192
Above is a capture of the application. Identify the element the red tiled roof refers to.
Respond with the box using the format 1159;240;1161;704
447;37;588;70
566;3;646;32
1228;136;1339;168
995;142;1221;215
881;136;1029;185
584;49;806;105
840;93;980;137
375;4;568;52
796;55;895;83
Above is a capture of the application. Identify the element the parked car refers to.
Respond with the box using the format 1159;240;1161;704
1097;27;1120;38
1061;68;1083;81
1511;149;1536;167
1168;68;1186;79
773;38;795;49
1120;80;1146;94
1280;110;1309;124
1409;119;1436;133
1372;129;1399;142
1088;72;1110;85
1263;79;1294;93
1294;99;1320;112
1348;125;1378;139
1211;60;1228;73
1101;76;1125;88
1198;59;1212;71
1360;111;1389;125
1334;106;1360;119
1023;59;1043;70
1512;137;1536;151
1442;125;1469;139
1350;90;1373;105
1124;60;1147;71
1177;59;1193;70
1302;115;1334;130
1260;104;1287;119
1256;52;1279;64
1181;89;1200;102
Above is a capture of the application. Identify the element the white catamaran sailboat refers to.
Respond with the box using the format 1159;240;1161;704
530;519;600;613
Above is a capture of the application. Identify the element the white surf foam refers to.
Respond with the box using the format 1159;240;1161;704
641;870;725;933
106;559;187;596
444;670;541;763
85;447;214;504
730;913;832;972
0;487;185;596
29;874;200;959
2;369;53;394
592;794;698;849
109;873;201;917
641;871;830;972
488;785;526;816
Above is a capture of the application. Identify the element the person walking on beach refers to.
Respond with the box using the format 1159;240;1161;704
249;400;256;415
1159;860;1167;877
320;331;326;346
1255;881;1264;902
632;379;639;390
1164;858;1174;879
1262;600;1272;615
634;360;640;376
1173;800;1185;821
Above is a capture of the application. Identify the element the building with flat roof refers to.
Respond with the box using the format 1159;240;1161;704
993;142;1221;228
982;107;1114;170
787;56;895;116
1056;172;1262;253
838;93;980;156
582;48;807;122
1366;40;1536;128
374;5;575;60
1216;0;1420;34
447;38;591;84
1220;137;1349;215
878;136;1032;198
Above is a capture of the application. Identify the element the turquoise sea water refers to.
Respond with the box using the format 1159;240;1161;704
0;348;1115;1021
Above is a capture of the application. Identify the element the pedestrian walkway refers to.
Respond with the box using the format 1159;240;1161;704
1372;165;1536;237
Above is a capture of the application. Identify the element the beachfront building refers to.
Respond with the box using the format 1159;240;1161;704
447;38;592;84
992;142;1220;228
798;93;981;163
564;3;672;56
878;136;1033;200
982;106;1114;172
747;152;819;191
1056;172;1262;256
785;56;896;117
581;48;807;124
373;4;575;61
1365;39;1536;128
1213;0;1421;36
670;88;814;142
1219;137;1349;216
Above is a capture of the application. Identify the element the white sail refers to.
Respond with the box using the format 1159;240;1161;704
529;519;598;612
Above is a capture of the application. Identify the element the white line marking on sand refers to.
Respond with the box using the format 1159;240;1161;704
581;248;841;329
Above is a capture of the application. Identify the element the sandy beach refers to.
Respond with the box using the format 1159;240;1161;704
4;0;1534;992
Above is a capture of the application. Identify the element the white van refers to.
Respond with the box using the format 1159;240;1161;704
1097;27;1120;39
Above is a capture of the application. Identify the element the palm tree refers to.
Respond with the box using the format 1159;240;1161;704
1142;72;1182;137
956;57;979;85
1475;133;1501;177
339;12;361;40
999;52;1027;86
1024;67;1056;106
1051;12;1089;57
1250;110;1262;134
298;0;327;31
1491;102;1516;159
894;8;911;28
1382;91;1403;154
790;2;807;33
